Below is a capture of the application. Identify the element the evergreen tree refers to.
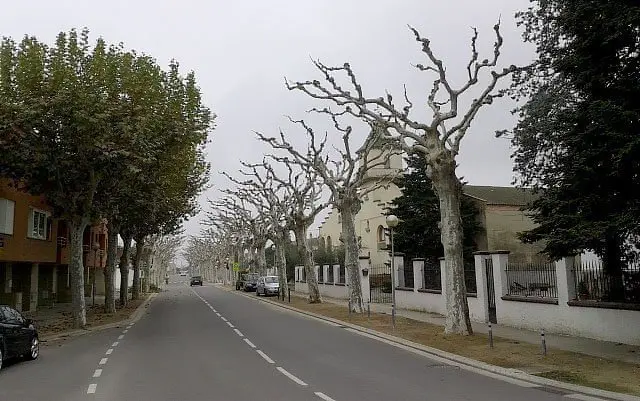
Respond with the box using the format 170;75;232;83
387;155;481;264
507;1;640;295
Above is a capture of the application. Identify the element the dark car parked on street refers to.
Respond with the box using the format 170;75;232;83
0;305;39;371
242;273;259;292
190;276;203;286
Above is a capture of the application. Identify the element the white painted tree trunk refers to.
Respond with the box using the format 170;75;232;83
340;205;364;313
295;225;321;303
104;223;118;314
68;219;88;328
275;239;288;298
119;235;132;307
132;238;144;300
431;157;473;335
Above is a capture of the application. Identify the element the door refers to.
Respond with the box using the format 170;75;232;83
485;259;497;324
4;307;30;354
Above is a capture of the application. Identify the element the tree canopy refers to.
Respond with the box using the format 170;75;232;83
507;1;640;266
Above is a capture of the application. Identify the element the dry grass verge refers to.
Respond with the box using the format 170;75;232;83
271;295;640;396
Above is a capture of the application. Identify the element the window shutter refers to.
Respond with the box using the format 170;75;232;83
28;208;35;238
0;199;6;233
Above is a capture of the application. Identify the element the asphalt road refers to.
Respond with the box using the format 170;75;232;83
0;279;604;401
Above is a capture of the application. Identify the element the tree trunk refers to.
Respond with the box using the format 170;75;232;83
68;218;88;328
431;157;473;335
276;238;289;299
104;221;118;314
340;203;364;313
256;245;267;276
143;248;152;293
132;237;144;300
295;225;321;303
119;234;132;307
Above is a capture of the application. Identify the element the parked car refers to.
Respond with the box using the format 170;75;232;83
190;276;203;286
0;305;39;371
242;273;259;292
256;276;280;297
180;271;187;277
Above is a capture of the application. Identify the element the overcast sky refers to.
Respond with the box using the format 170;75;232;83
2;0;534;241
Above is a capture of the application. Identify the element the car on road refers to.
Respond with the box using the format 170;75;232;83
180;271;187;277
0;305;39;371
256;276;280;297
190;275;203;286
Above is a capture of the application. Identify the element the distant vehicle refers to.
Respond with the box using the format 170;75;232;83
180;272;187;277
0;305;39;371
190;276;203;286
239;273;259;292
256;276;279;297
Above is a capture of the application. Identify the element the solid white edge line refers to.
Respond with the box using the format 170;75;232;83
93;369;102;378
99;357;108;365
565;395;607;401
233;328;244;337
256;350;275;364
112;342;119;347
106;348;113;355
315;392;336;401
276;366;307;386
342;328;539;388
87;383;97;394
244;338;256;348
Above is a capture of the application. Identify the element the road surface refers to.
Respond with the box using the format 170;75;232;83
0;278;605;400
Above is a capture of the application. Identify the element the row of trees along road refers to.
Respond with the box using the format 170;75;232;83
0;29;213;328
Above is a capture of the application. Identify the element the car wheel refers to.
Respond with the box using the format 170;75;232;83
26;336;39;360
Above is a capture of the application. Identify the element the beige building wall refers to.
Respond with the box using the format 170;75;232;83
483;205;546;262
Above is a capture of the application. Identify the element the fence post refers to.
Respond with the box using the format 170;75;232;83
359;256;371;304
394;253;405;288
556;256;576;306
491;251;510;298
474;251;491;323
412;258;425;291
540;329;547;356
288;288;290;303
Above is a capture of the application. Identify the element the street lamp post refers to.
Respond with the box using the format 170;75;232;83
386;214;399;329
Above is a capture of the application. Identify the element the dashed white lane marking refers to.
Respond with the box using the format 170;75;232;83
315;392;336;401
212;309;217;312
117;335;124;340
122;329;128;334
220;317;228;322
233;328;244;337
99;358;108;365
112;342;119;347
215;312;221;317
256;350;275;364
276;366;307;386
93;369;102;378
226;321;234;328
87;384;97;394
244;338;256;348
105;348;113;355
565;395;607;401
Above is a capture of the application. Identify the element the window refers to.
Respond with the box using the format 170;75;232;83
326;236;332;251
0;198;15;235
29;208;50;240
377;225;385;242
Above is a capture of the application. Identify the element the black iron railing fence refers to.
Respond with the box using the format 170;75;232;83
464;261;477;294
403;259;414;288
573;259;640;303
505;261;558;298
423;261;441;291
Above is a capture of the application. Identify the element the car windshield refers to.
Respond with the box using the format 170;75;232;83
192;276;202;280
265;277;278;283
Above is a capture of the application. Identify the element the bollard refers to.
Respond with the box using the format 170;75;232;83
348;300;352;316
541;329;547;356
288;288;291;303
367;303;371;319
488;322;494;349
391;303;396;329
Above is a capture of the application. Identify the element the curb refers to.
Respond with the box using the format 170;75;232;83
40;293;158;343
224;286;640;401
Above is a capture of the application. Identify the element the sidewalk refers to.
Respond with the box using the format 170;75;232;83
294;291;640;365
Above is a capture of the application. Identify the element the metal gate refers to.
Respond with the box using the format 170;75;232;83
485;258;497;323
369;264;392;303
